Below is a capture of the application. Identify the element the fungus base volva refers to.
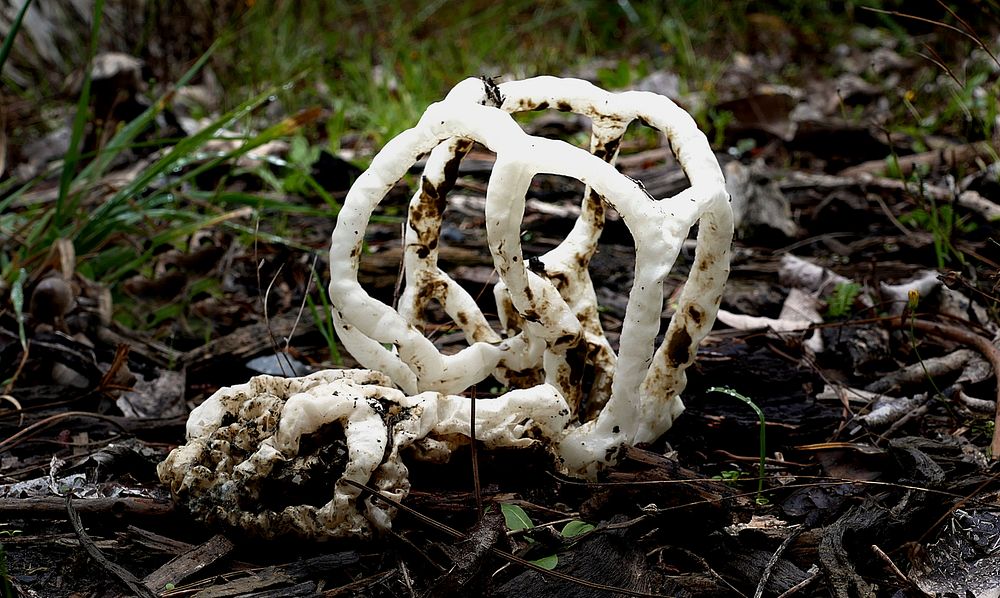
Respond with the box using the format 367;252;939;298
158;76;733;539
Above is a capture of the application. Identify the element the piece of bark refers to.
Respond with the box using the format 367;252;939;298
428;507;507;597
143;534;235;593
179;313;316;367
493;528;660;598
864;349;976;394
899;318;1000;457
818;502;883;598
127;525;196;555
192;567;293;598
248;581;318;597
191;553;360;598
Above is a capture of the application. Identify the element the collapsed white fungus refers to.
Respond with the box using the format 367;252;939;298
158;76;733;538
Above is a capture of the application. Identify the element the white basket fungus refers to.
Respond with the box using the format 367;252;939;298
158;76;733;538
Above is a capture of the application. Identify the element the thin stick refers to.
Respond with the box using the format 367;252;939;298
284;253;320;354
862;6;999;67
261;262;290;377
3;341;30;394
66;494;158;598
754;527;801;598
776;565;821;598
0;411;130;455
871;544;911;588
935;0;1000;67
470;385;482;517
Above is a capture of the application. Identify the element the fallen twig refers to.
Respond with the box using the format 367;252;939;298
1;496;173;517
838;140;994;178
776;565;821;598
66;494;158;598
871;543;920;592
755;527;802;598
0;411;131;455
142;534;234;593
898;317;1000;457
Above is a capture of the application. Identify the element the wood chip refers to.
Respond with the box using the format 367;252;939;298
143;534;235;593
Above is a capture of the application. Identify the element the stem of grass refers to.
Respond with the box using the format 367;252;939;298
708;386;768;504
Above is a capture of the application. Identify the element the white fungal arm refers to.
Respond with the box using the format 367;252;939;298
328;76;730;474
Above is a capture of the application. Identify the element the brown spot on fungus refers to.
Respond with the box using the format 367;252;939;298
420;176;439;200
555;333;577;347
546;270;570;293
666;327;693;367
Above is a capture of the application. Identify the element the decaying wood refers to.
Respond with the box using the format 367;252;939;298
346;479;669;598
0;496;174;517
143;534;235;593
183;553;360;598
179;312;316;367
128;525;197;554
864;349;976;393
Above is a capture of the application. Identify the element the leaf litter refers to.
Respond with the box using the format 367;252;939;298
1;5;1000;597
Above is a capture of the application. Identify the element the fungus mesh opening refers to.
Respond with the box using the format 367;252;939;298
251;421;348;512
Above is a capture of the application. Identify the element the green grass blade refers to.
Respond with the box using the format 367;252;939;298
194;190;332;217
72;88;279;252
708;387;767;504
10;268;27;349
0;0;33;74
55;0;105;230
307;267;341;364
75;40;221;185
160;106;324;195
20;209;53;264
94;206;253;282
221;221;315;252
0;540;12;598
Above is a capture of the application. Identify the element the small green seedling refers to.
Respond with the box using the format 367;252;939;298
500;504;595;570
708;387;769;505
900;198;976;269
713;469;745;484
0;528;20;598
825;282;861;319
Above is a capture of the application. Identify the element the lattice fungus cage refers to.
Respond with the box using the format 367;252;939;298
158;76;734;538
